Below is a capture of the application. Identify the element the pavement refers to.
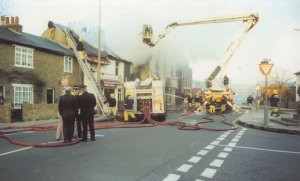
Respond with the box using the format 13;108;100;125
237;108;300;135
1;109;300;136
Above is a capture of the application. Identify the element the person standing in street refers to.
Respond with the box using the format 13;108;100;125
247;95;254;106
270;90;280;117
78;85;96;141
104;93;117;121
73;86;83;138
58;86;78;143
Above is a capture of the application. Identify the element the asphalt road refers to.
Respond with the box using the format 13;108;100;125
1;112;300;181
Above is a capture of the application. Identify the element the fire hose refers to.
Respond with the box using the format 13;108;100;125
0;108;237;148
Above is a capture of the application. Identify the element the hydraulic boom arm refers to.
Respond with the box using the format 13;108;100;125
142;13;259;88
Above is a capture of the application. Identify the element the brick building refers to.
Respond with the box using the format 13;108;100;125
0;16;81;121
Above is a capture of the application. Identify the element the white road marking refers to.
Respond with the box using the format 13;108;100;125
95;134;105;137
223;147;233;152
195;180;205;181
176;164;193;172
216;144;300;155
205;145;215;150
234;135;241;139
218;152;229;158
228;142;237;147
242;128;247;131
216;137;225;141
162;174;181;181
223;131;231;135
211;141;220;145
231;138;239;142
201;168;217;178
46;140;63;144
197;150;209;156
209;159;224;167
188;156;202;163
220;134;228;138
0;147;33;156
237;132;244;136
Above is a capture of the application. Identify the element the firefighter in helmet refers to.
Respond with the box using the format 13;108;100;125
209;96;216;114
223;75;229;91
104;93;117;121
124;91;136;122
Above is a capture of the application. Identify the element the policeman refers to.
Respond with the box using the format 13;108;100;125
58;86;78;143
78;85;96;141
124;91;136;122
270;90;280;117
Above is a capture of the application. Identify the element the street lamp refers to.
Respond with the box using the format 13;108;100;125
255;84;260;109
259;58;273;127
97;0;102;83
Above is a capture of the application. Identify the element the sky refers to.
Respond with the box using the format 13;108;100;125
4;0;300;86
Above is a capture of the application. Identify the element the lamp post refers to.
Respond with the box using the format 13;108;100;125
97;0;102;83
259;58;273;127
255;84;260;109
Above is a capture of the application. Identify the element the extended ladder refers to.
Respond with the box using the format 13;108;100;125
64;28;108;115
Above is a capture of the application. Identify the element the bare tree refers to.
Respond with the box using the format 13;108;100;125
0;0;10;16
271;67;294;109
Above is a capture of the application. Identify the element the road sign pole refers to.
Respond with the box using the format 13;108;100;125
259;58;273;127
264;75;269;126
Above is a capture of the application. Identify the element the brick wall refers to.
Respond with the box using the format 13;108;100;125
22;102;59;121
0;103;11;123
0;42;82;105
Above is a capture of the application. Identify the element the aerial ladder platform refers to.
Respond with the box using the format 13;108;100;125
64;28;109;115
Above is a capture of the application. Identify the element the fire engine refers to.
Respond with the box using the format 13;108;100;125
124;78;166;120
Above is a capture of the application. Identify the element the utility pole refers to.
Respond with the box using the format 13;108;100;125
97;0;102;83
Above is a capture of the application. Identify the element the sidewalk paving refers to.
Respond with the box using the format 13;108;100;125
237;108;300;135
0;115;112;128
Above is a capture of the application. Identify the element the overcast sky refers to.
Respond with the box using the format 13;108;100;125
6;0;300;86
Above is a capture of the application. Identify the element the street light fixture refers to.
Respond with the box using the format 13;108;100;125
259;58;273;127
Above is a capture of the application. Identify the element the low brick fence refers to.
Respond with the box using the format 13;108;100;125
0;103;11;123
22;103;59;122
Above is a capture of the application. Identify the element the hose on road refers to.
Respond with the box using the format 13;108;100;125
0;108;237;148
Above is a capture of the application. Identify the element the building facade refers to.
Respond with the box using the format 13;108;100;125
0;16;81;121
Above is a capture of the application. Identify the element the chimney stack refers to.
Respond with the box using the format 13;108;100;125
0;16;23;33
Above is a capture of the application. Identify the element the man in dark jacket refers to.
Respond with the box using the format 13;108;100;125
58;86;78;143
247;95;254;106
78;85;96;141
270;90;280;117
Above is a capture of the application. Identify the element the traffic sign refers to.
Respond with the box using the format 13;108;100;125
60;78;68;86
259;63;273;76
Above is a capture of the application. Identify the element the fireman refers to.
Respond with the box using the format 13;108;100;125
194;92;204;112
209;96;216;114
223;75;229;91
221;95;228;113
47;20;55;39
270;90;280;117
187;93;193;107
104;93;117;119
124;91;136;122
77;37;85;59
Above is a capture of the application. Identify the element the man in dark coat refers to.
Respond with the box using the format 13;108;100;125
247;95;254;106
58;86;78;143
78;85;96;141
270;90;280;117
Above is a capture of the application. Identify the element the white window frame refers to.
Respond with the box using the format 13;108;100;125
14;45;34;68
64;56;73;73
12;83;34;109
